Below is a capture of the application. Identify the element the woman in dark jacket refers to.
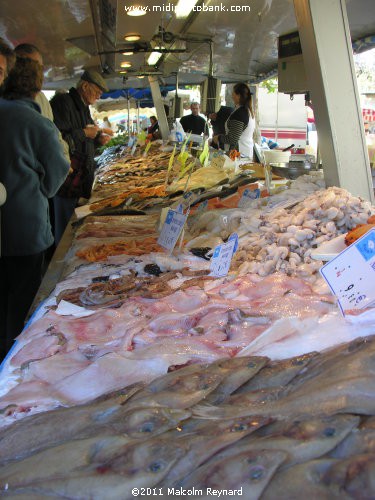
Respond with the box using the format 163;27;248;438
0;58;70;359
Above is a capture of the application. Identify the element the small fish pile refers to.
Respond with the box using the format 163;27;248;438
76;236;160;262
75;214;159;240
0;339;375;498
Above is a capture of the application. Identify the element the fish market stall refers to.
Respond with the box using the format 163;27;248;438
1;142;375;498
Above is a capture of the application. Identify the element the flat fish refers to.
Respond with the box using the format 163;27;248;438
0;436;188;500
204;356;269;405
261;459;347;500
0;384;143;464
178;449;287;500
235;352;318;393
160;415;271;485
222;414;359;467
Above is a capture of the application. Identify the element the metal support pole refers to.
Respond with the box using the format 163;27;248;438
148;75;169;139
127;93;130;134
294;0;374;202
137;101;140;132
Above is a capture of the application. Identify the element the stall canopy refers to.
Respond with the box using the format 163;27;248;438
100;86;176;107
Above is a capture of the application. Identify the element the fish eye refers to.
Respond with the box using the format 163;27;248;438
149;461;163;473
292;358;304;365
231;423;247;432
323;427;336;437
249;466;264;480
247;361;256;368
140;422;154;433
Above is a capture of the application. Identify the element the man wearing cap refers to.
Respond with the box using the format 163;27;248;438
51;69;112;244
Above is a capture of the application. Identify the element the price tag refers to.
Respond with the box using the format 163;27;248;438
130;143;137;156
320;228;375;316
158;209;188;252
127;136;135;147
210;233;238;277
238;188;260;208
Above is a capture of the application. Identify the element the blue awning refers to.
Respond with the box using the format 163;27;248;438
100;86;177;107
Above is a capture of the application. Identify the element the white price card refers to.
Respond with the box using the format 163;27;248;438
210;233;239;277
238;188;260;208
320;228;375;316
158;209;188;252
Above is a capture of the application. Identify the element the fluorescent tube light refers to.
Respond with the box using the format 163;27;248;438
175;0;199;18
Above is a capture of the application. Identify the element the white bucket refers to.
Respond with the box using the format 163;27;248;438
263;150;291;163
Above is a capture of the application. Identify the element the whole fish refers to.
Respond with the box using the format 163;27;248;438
234;352;318;393
0;383;143;464
261;459;347;500
0;436;188;500
204;356;269;405
128;363;227;409
178;449;287;500
214;414;359;467
194;374;375;420
159;415;271;485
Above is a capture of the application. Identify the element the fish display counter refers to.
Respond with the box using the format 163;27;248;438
0;142;375;498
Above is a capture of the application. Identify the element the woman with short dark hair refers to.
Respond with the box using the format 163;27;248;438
0;58;70;359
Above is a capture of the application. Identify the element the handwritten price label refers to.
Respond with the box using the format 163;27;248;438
210;233;239;277
158;209;188;253
320;228;375;316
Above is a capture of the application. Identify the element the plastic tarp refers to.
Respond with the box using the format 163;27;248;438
100;86;176;107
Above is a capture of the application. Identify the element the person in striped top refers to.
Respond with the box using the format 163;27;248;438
213;82;255;158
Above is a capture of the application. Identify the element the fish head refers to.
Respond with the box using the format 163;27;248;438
120;407;191;438
213;356;268;372
322;454;375;497
112;438;188;481
199;449;287;490
282;415;360;442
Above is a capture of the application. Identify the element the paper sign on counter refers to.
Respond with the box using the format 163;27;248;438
320;228;375;316
210;233;238;277
158;209;188;252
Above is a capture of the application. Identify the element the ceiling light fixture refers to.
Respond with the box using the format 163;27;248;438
122;51;134;56
119;70;128;74
124;34;140;42
121;62;132;68
126;5;147;17
137;75;145;79
147;48;162;66
175;0;199;19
